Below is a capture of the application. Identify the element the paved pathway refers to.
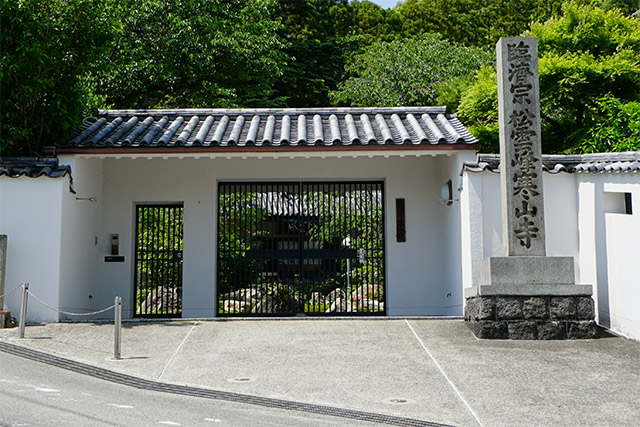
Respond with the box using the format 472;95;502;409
1;319;639;426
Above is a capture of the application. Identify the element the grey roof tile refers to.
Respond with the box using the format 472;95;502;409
463;152;640;174
59;107;478;150
0;158;71;179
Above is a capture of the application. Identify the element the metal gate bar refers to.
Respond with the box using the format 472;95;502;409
134;205;184;317
217;182;385;316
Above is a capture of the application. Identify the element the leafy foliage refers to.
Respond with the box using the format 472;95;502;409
457;67;501;153
582;95;640;152
330;34;492;107
0;0;117;156
272;1;404;108
458;2;640;153
3;0;640;156
396;0;566;47
96;0;287;109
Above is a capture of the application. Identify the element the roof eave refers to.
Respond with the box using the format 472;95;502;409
56;143;480;156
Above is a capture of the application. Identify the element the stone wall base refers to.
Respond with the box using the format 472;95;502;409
465;295;597;339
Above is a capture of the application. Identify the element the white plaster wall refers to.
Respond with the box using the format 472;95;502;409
460;170;481;289
544;173;581;271
480;172;502;258
439;152;476;315
58;156;104;318
0;177;65;322
578;176;640;340
96;154;468;318
464;171;581;273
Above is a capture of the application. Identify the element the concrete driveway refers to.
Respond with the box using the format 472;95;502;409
1;318;638;427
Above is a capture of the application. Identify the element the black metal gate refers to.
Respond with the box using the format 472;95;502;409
134;204;184;317
217;182;385;316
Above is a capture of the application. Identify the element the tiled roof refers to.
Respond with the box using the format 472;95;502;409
58;107;478;151
464;152;640;174
0;158;71;178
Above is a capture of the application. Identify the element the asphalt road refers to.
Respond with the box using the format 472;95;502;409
0;352;380;427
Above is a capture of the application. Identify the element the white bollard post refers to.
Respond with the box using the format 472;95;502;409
19;282;28;339
114;296;122;359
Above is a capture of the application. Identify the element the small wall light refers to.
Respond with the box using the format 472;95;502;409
440;180;453;206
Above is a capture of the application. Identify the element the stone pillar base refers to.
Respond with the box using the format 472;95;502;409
465;296;597;339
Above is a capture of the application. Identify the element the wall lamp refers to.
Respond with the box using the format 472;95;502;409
440;180;454;206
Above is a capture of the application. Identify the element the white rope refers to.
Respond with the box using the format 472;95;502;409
0;283;22;298
26;289;115;316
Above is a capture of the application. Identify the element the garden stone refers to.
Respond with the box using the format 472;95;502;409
138;286;179;315
309;292;325;303
353;284;383;300
326;297;359;313
327;288;343;302
224;288;261;302
223;300;248;314
357;298;382;312
251;284;301;313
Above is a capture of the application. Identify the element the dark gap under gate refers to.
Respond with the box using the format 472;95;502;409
217;182;385;316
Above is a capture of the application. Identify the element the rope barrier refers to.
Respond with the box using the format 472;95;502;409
26;289;115;317
0;283;22;299
17;283;122;359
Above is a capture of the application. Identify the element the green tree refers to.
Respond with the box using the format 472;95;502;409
458;2;640;153
396;0;566;47
457;68;501;152
271;0;354;107
97;0;287;109
274;37;359;107
330;33;492;108
273;0;407;107
582;95;640;152
351;0;404;43
0;0;117;156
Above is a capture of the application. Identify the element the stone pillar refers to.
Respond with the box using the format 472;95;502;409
497;38;545;256
464;38;596;339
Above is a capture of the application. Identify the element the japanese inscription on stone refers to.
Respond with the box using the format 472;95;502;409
497;37;546;256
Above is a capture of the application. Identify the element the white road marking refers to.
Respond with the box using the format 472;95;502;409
158;321;198;380
105;403;134;409
158;422;181;425
405;319;484;427
35;387;60;393
204;419;222;423
82;392;93;396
